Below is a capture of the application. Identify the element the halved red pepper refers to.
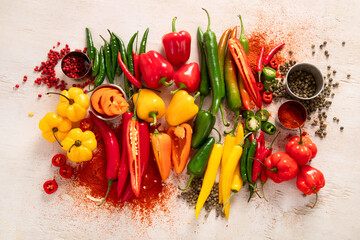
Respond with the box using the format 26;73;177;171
262;91;273;104
228;38;262;108
172;62;200;93
139;50;174;89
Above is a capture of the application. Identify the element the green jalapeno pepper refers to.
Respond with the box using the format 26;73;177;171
197;27;210;110
246;115;261;132
179;137;215;191
86;28;95;60
240;138;250;186
262;67;277;82
93;46;105;87
91;47;100;77
256;110;270;122
261;122;277;135
100;35;114;83
113;32;131;98
191;110;216;149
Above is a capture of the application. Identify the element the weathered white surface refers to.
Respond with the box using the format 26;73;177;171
1;0;360;239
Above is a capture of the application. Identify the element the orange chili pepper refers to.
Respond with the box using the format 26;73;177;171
238;73;252;111
150;130;172;181
167;123;192;174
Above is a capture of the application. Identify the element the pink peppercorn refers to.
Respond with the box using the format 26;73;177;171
38;94;42;98
15;84;19;88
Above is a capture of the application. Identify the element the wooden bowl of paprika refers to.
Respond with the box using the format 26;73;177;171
277;100;307;130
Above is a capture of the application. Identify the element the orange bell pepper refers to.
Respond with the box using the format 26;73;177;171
167;123;192;174
150;130;172;181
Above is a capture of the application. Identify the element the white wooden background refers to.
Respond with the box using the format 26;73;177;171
1;0;360;239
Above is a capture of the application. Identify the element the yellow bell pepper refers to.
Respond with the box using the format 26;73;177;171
55;87;89;122
38;112;72;145
132;89;165;125
165;90;199;126
61;128;97;162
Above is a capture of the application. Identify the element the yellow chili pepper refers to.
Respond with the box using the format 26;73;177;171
165;90;199;126
61;128;97;162
55;87;89;122
132;89;165;125
38;112;72;146
195;129;223;219
235;122;244;145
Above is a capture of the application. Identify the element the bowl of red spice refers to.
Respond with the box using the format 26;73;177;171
277;100;307;129
61;51;91;79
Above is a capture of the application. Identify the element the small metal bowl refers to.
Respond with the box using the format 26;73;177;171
89;84;128;121
285;63;324;100
276;100;307;130
61;51;91;80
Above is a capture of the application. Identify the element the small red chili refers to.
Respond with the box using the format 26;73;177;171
51;154;66;167
59;165;73;178
79;118;94;132
262;91;273;104
269;58;279;69
92;129;102;142
43;179;58;194
257;82;264;91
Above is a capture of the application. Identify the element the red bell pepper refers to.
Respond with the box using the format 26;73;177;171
228;38;262;108
264;152;299;183
262;91;273;104
162;17;191;66
139;50;174;89
172;62;200;94
296;165;325;208
285;125;317;166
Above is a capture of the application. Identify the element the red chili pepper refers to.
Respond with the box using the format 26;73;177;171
117;52;142;88
269;58;279;69
133;52;141;81
172;62;200;93
263;43;285;65
79;118;94;132
43;179;58;194
285;124;317;166
257;82;264;92
89;111;121;206
59;165;73;178
296;165;325;208
162;17;191;65
117;112;133;198
228;38;262;108
139;50;174;89
262;91;273;104
51;154;66;167
256;46;265;82
264;152;299;183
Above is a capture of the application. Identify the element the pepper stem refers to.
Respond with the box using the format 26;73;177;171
220;103;230;127
251;157;277;172
171;82;187;95
238;15;245;37
199;96;204;110
99;35;108;44
172;17;177;32
294;121;303;145
158;77;173;87
239;132;252;146
178;174;194;191
52;127;63;147
212;127;222;143
222;191;236;212
267;131;281;150
202;8;211;32
309;189;318;208
224;111;239;135
148;111;158;126
47;92;74;105
258;71;262;83
68;140;81;153
261;181;268;202
107;29;113;38
133;89;141;119
97;179;113;206
193;91;200;100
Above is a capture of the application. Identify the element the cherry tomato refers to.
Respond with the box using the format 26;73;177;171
269;58;279;69
92;129;102;142
43;179;58;194
79;118;94;132
51;154;66;167
59;165;73;179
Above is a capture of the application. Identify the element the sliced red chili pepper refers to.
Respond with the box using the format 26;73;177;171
92;129;102;142
43;179;58;194
79;118;94;132
59;165;73;178
269;58;279;69
51;154;66;167
257;82;264;91
262;91;273;104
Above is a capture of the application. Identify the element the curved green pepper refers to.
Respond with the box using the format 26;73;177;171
91;47;100;77
246;115;261;132
197;27;210;110
191;110;216;149
179;137;215;190
261;122;277;135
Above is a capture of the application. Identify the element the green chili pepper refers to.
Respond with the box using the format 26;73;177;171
262;67;277;82
140;28;149;55
107;30;121;77
100;35;114;84
191;110;216;149
238;15;249;54
91;47;100;77
242;110;254;119
261;122;277;135
247;138;257;184
179;137;215;191
113;32;131;98
202;8;222;116
246;115;261;132
93;46;105;87
256;110;270;122
197;27;210;110
86;28;95;60
240;138;250;186
127;32;138;89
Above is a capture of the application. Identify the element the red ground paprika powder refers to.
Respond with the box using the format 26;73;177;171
278;101;306;128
